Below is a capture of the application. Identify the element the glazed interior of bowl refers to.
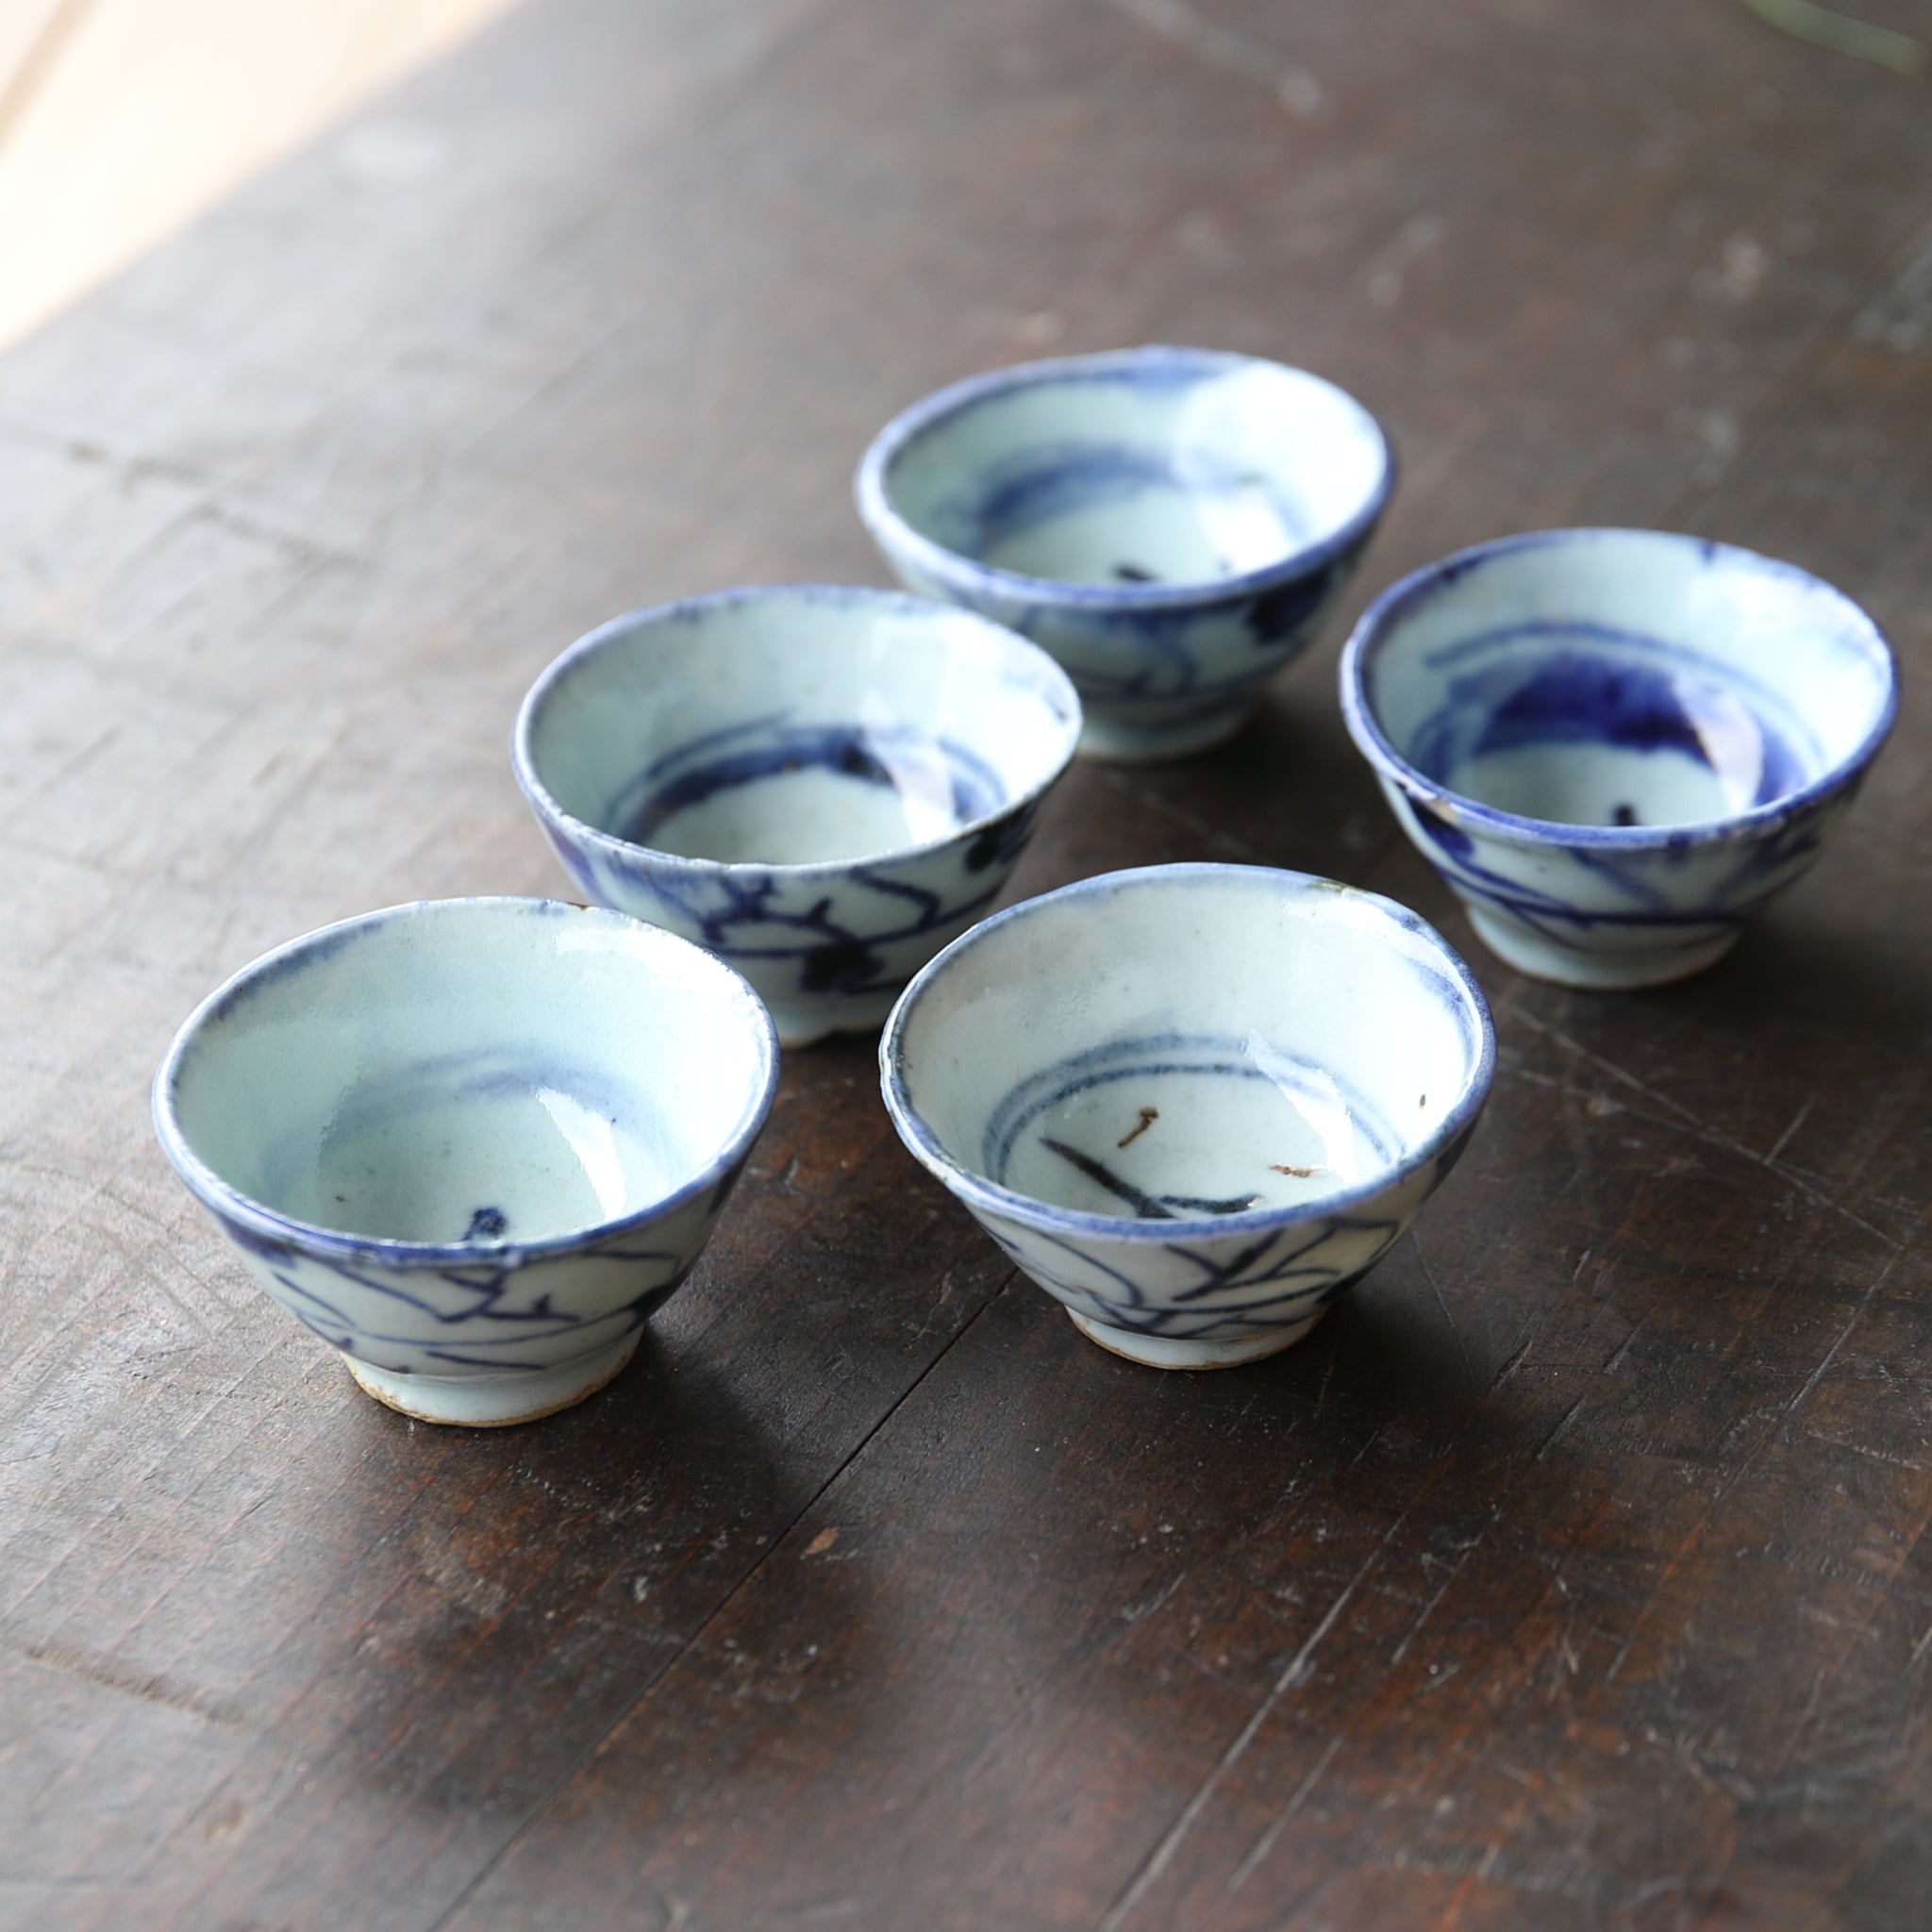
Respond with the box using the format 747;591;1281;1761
523;589;1077;867
163;901;771;1247
877;351;1387;589
1357;532;1893;830
893;870;1487;1223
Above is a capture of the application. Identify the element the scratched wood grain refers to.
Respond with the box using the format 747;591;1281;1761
0;0;1928;1927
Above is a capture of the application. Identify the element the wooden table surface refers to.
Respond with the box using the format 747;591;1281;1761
4;1;1930;1925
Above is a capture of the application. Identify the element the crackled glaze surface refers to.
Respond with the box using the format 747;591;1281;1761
153;899;778;1424
514;584;1081;1044
1341;529;1898;989
857;346;1392;760
880;865;1494;1367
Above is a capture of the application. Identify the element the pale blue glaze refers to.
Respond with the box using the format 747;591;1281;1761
1341;529;1898;989
153;898;779;1424
515;585;1081;1046
857;346;1394;760
880;865;1493;1367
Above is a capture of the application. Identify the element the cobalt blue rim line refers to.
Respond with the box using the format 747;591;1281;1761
1339;527;1900;854
512;583;1083;882
854;345;1397;611
151;897;781;1269
877;863;1497;1244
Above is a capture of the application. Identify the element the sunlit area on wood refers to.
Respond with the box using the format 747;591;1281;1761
0;0;523;349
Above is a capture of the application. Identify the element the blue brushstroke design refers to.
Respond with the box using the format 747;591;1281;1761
612;722;1005;847
981;1030;1412;1183
228;1221;707;1371
1390;614;1829;800
1476;657;1712;762
1244;561;1341;646
585;847;1012;999
984;1208;1406;1340
1404;790;1836;947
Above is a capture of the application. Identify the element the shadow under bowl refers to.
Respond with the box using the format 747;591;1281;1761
514;585;1082;1046
1341;528;1899;990
857;345;1393;762
153;898;779;1425
879;864;1494;1369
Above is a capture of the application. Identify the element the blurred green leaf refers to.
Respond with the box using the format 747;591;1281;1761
1742;0;1925;72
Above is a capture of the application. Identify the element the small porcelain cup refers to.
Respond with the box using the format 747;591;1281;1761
514;585;1082;1047
879;864;1493;1369
856;345;1393;761
153;898;779;1426
1340;528;1899;990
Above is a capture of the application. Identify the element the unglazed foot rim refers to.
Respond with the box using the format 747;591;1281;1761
1067;1307;1324;1369
1075;701;1257;764
345;1332;643;1425
1464;906;1740;991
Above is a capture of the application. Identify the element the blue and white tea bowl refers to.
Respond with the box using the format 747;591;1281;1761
879;865;1493;1370
153;898;779;1426
1341;529;1899;990
856;345;1393;762
514;585;1081;1047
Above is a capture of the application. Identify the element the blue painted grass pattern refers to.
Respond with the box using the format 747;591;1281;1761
956;1028;1471;1345
1403;791;1836;941
968;1148;1469;1345
978;1214;1396;1341
214;1180;730;1377
541;795;1043;1003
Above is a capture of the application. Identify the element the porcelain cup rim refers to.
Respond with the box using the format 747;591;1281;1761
854;343;1397;613
878;861;1495;1244
1339;526;1900;855
152;895;781;1270
512;582;1082;881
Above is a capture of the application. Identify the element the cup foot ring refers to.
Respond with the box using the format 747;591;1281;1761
1465;907;1740;991
1075;701;1255;763
345;1332;643;1426
766;988;899;1048
1066;1308;1324;1369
